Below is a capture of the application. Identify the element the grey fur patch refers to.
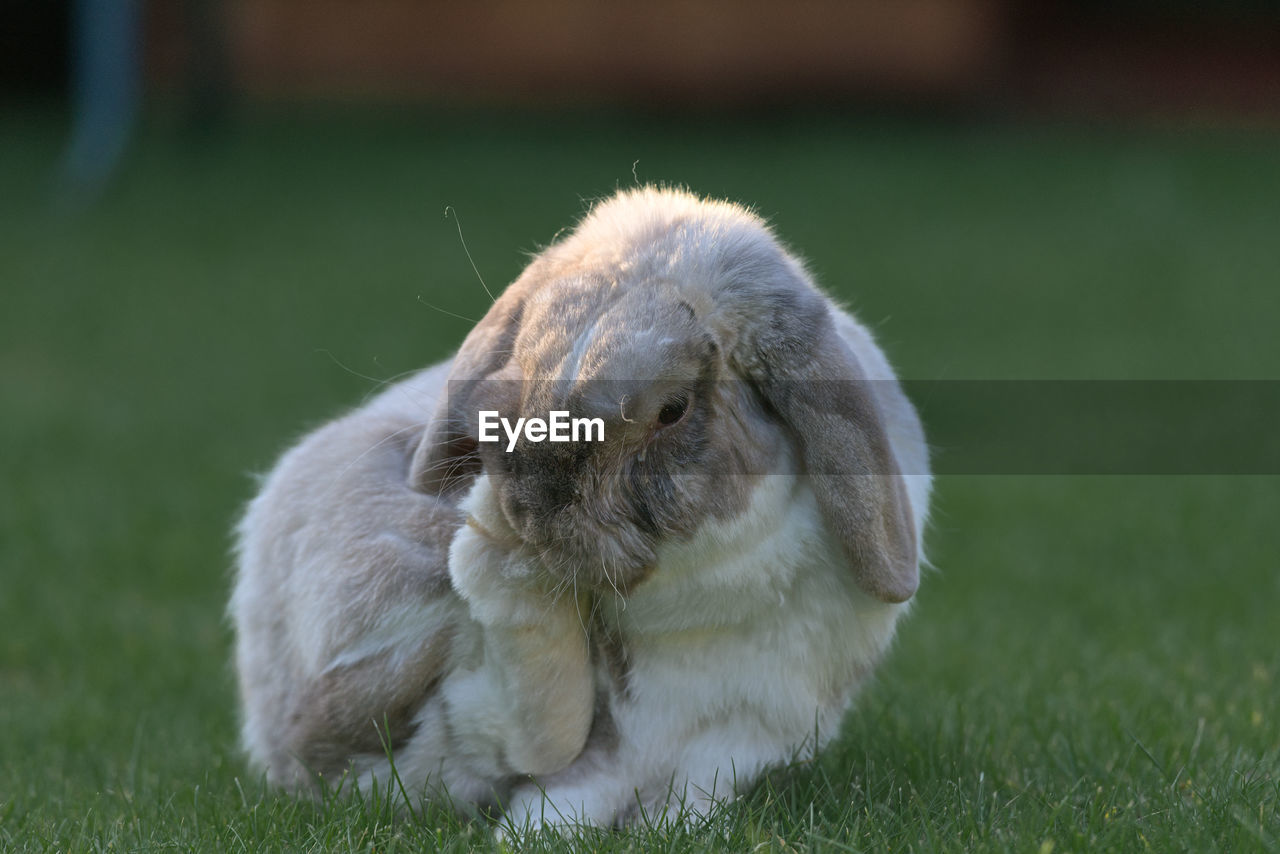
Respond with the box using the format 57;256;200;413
280;626;455;784
584;690;621;756
590;606;633;700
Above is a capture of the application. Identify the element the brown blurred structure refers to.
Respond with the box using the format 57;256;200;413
1011;4;1280;125
145;0;1280;123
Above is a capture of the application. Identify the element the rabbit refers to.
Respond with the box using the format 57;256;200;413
230;186;931;830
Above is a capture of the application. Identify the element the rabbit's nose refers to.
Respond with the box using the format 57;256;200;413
503;475;578;532
541;477;579;513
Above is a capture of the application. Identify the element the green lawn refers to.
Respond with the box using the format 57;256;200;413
1;107;1277;852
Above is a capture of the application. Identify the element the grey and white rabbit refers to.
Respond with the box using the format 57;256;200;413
231;186;931;829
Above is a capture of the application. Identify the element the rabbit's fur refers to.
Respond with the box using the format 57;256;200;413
231;187;931;829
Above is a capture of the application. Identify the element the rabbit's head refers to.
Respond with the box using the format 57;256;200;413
413;188;918;603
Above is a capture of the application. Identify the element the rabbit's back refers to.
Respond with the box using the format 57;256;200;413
231;363;467;786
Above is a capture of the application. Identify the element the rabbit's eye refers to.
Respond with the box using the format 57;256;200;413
657;394;689;427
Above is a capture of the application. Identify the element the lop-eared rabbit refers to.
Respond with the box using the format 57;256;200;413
231;187;930;830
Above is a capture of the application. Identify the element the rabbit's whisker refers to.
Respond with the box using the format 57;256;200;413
444;205;496;304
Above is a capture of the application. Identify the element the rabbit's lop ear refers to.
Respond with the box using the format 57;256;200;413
410;295;526;495
748;298;918;603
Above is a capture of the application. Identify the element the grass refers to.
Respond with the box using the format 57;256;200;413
1;105;1277;852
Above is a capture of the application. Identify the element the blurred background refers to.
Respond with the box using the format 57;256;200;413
11;1;1280;119
2;1;1278;849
